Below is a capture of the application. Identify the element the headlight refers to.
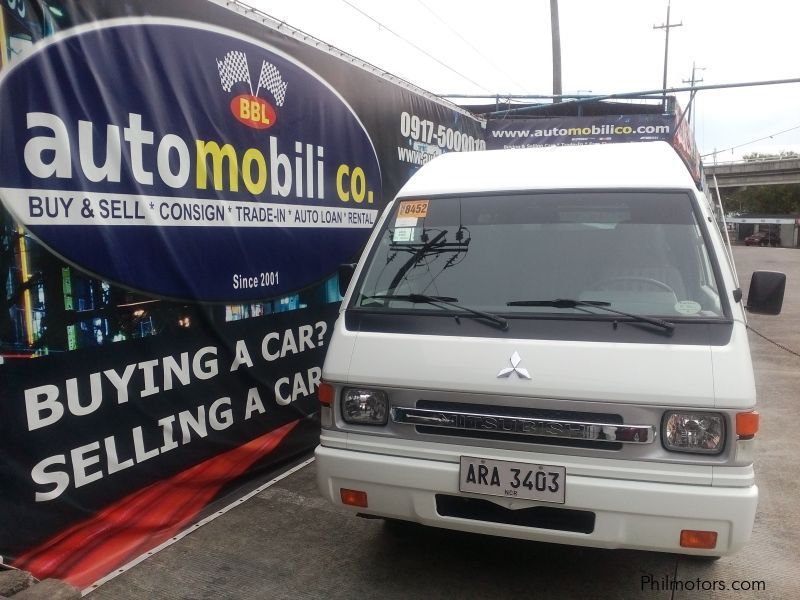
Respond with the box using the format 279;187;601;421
341;388;389;425
662;412;725;454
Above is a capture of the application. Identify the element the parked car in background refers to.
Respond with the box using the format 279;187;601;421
744;231;780;247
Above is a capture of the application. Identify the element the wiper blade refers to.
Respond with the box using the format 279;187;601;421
507;298;674;333
364;293;459;303
508;299;612;308
366;293;509;331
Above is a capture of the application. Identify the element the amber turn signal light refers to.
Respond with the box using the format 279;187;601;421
340;488;368;508
318;382;334;406
680;529;717;549
736;411;759;439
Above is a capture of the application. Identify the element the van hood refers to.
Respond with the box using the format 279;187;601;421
323;318;755;409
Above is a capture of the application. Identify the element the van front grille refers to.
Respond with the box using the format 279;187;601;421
406;400;635;450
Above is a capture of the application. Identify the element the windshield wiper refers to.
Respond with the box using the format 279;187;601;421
506;298;674;334
365;293;509;331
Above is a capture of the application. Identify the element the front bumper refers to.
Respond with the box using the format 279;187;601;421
315;444;758;556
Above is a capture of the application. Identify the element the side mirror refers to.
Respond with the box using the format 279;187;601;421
338;263;357;297
746;271;786;315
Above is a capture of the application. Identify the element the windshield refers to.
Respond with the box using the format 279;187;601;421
352;192;725;319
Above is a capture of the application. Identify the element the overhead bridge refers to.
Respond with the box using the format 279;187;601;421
706;158;800;188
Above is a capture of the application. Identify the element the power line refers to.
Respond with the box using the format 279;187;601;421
225;0;476;118
339;0;491;93
414;0;527;91
701;123;800;158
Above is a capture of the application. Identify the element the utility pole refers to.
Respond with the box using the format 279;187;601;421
682;61;705;133
550;0;562;103
653;0;682;111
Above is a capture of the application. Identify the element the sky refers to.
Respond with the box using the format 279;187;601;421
243;0;800;162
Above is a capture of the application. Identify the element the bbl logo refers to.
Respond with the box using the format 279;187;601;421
217;50;287;130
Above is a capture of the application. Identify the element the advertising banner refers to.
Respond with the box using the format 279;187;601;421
671;105;702;185
486;114;674;149
485;109;702;187
0;19;382;302
0;0;484;587
5;304;336;585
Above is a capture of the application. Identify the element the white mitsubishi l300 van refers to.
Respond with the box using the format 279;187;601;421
315;142;785;557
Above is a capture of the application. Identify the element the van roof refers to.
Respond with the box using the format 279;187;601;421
397;141;698;198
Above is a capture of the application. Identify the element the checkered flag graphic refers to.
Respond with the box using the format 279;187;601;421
256;60;288;106
217;51;253;95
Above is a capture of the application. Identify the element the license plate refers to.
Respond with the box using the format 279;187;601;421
459;457;566;504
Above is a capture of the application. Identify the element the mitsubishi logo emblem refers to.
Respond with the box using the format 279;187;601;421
497;351;531;379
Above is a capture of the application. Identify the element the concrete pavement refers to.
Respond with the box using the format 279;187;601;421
87;246;799;600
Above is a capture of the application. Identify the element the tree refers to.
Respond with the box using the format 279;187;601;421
722;183;800;215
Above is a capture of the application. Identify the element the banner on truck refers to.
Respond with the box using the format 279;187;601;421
0;0;484;587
